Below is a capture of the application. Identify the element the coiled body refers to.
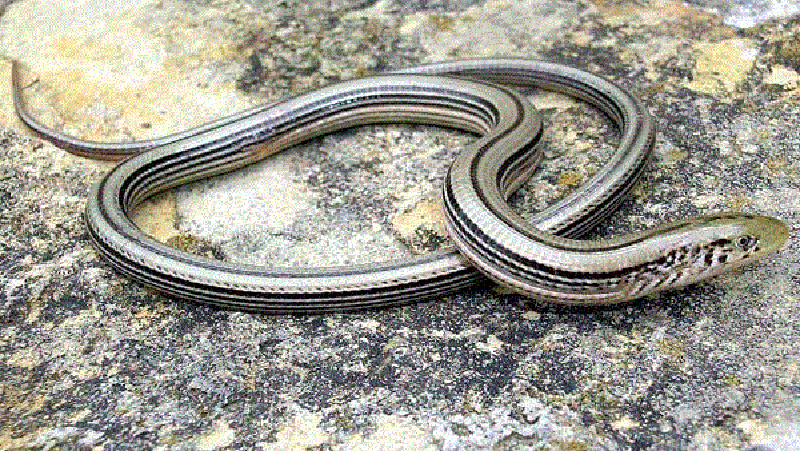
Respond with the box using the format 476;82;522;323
12;59;788;312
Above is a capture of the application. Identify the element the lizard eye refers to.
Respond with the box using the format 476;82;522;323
735;235;757;251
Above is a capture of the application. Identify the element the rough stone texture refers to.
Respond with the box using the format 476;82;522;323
1;0;799;450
